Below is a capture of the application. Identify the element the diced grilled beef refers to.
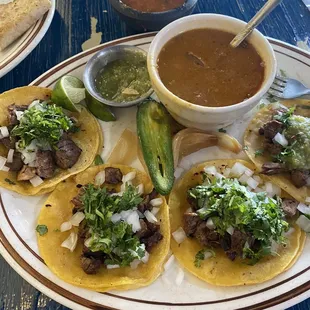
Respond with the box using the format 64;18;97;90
183;212;202;236
104;167;123;184
137;188;158;213
71;190;85;214
36;150;55;179
194;222;219;247
220;233;231;251
258;127;265;135
82;245;105;259
78;222;89;240
0;136;16;149
262;120;284;139
263;140;283;156
6;152;23;171
291;170;309;188
141;231;163;252
225;230;248;261
136;219;149;239
55;137;82;169
261;162;287;175
80;256;102;274
7;104;28;126
281;199;298;217
17;165;36;181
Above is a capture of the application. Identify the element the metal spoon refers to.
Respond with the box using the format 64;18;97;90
230;0;283;48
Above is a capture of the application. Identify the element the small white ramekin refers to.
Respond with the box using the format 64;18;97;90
147;14;277;130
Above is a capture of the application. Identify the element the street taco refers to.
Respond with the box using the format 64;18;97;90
169;159;305;286
0;86;102;195
244;99;310;203
37;164;170;291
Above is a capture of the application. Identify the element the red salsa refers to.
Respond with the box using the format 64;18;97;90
121;0;185;12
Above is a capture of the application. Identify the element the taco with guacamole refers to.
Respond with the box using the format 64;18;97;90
37;164;170;291
244;99;310;203
0;86;103;195
169;159;305;286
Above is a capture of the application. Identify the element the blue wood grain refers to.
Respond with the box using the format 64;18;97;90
0;0;310;309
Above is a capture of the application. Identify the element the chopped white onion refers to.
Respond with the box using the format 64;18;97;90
110;191;123;197
223;167;231;177
130;259;141;269
94;171;105;186
60;221;72;232
252;175;262;184
0;156;7;170
297;203;310;215
164;255;175;271
29;175;44;187
254;187;264;193
136;183;144;195
126;211;141;233
106;264;120;269
204;166;217;176
296;215;310;232
274;132;288;147
120;210;133;220
15;111;24;121
265;182;281;197
150;198;163;207
175;268;185;286
151;207;160;216
206;218;215;230
238;173;250;184
305;197;310;204
6;149;14;163
226;226;234;235
204;250;214;260
270;239;279;254
70;212;85;226
28;160;37;167
142;251;149;263
61;232;78;252
18;140;38;164
84;237;92;248
172;227;186;244
28;99;40;109
111;213;122;223
244;169;254;177
215;172;225;179
122;171;136;183
230;162;249;177
0;126;9;138
1;166;10;172
246;177;259;189
144;210;158;223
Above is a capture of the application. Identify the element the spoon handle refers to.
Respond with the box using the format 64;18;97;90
230;0;283;48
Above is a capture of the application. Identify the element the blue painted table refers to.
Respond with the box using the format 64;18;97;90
0;0;309;309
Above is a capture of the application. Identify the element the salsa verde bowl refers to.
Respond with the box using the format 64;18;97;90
147;14;277;130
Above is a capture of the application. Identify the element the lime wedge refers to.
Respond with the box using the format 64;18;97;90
51;76;86;112
85;91;116;122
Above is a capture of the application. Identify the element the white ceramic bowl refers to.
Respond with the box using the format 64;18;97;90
147;14;277;130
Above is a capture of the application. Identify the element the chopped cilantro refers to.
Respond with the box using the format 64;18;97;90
254;149;264;157
218;128;227;133
4;178;15;185
81;183;145;267
194;250;205;267
188;178;289;263
11;102;74;149
94;154;104;166
36;224;48;236
273;107;295;126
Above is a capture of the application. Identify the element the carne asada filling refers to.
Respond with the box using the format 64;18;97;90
70;167;163;274
0;101;82;184
259;107;310;188
184;177;290;265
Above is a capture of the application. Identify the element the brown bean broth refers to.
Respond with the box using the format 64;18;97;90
121;0;185;12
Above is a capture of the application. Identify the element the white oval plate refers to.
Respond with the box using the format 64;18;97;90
0;33;309;310
0;0;55;78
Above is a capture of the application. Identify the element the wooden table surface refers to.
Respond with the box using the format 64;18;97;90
0;0;310;309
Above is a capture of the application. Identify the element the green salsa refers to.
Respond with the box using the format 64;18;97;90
95;52;151;103
283;115;310;170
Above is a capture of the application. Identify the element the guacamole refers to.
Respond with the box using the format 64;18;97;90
284;114;310;170
95;52;151;103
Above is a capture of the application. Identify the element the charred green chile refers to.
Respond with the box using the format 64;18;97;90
137;100;174;195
